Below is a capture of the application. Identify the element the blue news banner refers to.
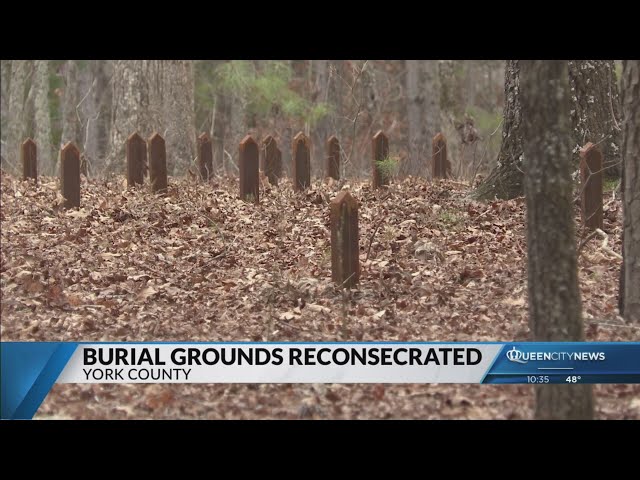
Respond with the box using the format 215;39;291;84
1;342;639;419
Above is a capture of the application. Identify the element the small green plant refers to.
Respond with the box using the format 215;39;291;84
603;178;619;193
438;209;462;227
376;156;399;180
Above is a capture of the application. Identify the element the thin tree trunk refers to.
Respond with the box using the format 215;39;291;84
33;60;52;173
472;60;523;200
568;60;622;178
423;60;441;155
621;60;640;322
61;60;79;147
405;60;422;177
314;59;329;176
4;60;30;172
162;60;196;175
521;59;593;420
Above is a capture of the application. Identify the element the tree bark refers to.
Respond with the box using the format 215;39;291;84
4;60;30;172
621;60;640;322
313;59;329;176
423;60;441;155
162;60;196;175
33;60;53;174
405;60;423;177
568;61;622;178
521;60;593;420
472;60;523;200
61;60;80;147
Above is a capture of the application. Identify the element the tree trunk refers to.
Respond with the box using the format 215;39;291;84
162;60;196;175
405;60;422;177
521;59;593;420
4;60;30;172
33;60;53;174
621;60;640;322
423;60;441;155
472;60;523;200
568;61;622;178
314;59;329;176
61;60;80;147
105;60;155;174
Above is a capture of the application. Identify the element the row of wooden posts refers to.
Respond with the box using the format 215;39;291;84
18;135;605;289
20;130;452;207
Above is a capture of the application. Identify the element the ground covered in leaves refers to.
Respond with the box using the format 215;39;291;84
1;171;638;419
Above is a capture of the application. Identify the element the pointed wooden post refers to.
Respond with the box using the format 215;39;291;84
148;133;168;195
331;191;360;288
262;135;282;186
126;132;146;187
21;138;37;183
239;135;259;202
293;131;311;191
198;132;213;181
327;135;340;180
432;132;448;179
580;142;603;230
60;142;80;208
372;130;390;188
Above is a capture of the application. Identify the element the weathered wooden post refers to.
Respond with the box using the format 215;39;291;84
327;135;340;180
432;132;448;179
262;135;282;186
21;138;37;183
239;135;259;202
293;132;311;191
331;191;360;288
372;130;390;188
60;142;80;208
148;133;168;195
580;142;603;230
198;132;213;181
126;132;146;187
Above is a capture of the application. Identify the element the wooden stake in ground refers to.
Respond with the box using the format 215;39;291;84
293;132;311;191
331;191;360;288
60;142;80;208
432;132;448;179
262;135;282;186
372;130;390;188
126;132;146;187
21;138;37;183
327;135;340;180
198;132;213;181
148;133;168;195
580;142;603;230
239;135;259;202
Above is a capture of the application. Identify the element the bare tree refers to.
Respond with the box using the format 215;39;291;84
405;60;422;176
61;60;80;147
33;60;52;173
4;60;30;171
521;59;593;420
568;61;622;178
621;60;640;322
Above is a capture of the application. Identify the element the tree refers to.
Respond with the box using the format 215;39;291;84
621;60;640;322
4;60;30;172
521;60;593;419
33;60;52;172
405;60;423;176
60;60;80;147
472;60;523;200
473;60;622;200
568;61;622;178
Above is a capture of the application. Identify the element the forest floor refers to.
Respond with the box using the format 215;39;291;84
1;171;638;419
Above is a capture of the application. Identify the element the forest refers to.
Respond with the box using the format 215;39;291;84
0;60;638;420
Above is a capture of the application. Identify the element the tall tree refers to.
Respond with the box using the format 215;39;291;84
4;60;30;172
33;60;53;173
60;60;80;147
621;60;640;323
521;60;593;419
405;60;423;176
473;60;622;200
472;60;523;200
313;59;329;175
568;61;622;178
